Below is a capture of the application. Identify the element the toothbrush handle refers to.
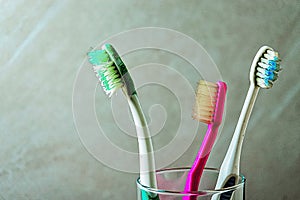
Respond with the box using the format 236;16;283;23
219;176;236;200
141;190;160;200
227;84;259;176
184;124;219;200
127;94;158;189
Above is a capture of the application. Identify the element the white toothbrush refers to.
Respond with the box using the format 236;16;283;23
213;46;281;200
87;44;158;199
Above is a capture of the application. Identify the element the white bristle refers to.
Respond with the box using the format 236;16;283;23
193;80;218;123
93;63;123;97
257;62;270;69
266;49;279;58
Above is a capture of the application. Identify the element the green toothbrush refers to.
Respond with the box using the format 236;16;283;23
88;44;159;200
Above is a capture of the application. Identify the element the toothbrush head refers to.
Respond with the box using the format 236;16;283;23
249;46;281;89
193;80;227;125
87;44;135;97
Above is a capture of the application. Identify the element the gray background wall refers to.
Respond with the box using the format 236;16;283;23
1;0;299;199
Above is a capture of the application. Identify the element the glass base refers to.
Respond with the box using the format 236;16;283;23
136;167;245;200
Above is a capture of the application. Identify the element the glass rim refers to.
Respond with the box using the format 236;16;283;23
136;167;246;196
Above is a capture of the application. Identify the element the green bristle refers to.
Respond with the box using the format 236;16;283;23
88;50;110;65
87;44;136;97
88;49;124;97
98;69;111;91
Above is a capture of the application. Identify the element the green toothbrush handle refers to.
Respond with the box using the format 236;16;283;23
141;191;160;200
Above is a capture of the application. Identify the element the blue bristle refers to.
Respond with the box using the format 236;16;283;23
265;70;273;77
267;65;276;71
268;73;275;81
256;48;281;88
264;78;270;87
269;60;276;67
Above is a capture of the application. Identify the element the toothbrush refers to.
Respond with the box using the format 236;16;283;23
88;44;159;199
212;46;281;200
184;80;227;200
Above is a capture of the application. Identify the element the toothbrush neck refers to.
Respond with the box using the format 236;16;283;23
208;122;220;128
227;84;260;172
207;122;220;133
233;84;259;140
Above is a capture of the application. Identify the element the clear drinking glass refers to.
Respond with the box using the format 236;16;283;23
137;167;245;200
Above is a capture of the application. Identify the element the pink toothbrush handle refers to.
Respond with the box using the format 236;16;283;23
183;124;220;200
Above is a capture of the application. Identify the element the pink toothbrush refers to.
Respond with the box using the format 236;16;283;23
184;80;227;199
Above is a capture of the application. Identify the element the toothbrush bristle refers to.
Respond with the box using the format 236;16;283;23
256;49;281;89
87;49;123;97
193;80;218;124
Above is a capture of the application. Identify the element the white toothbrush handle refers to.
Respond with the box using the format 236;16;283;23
127;94;158;189
213;84;259;200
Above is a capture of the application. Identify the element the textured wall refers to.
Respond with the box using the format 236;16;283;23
1;0;299;199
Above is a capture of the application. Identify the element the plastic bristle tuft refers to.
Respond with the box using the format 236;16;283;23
88;50;110;65
193;80;218;123
256;49;281;89
88;49;123;97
